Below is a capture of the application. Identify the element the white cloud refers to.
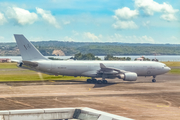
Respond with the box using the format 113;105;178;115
0;36;4;41
171;36;178;40
135;0;179;15
72;30;79;36
113;7;138;30
6;7;38;25
0;12;7;25
112;20;138;30
106;33;124;42
63;20;71;25
36;7;60;28
29;37;45;42
98;34;103;39
84;32;99;42
135;0;179;21
143;21;150;28
129;35;155;43
64;36;75;42
169;36;180;44
106;34;155;43
160;14;177;22
141;35;154;43
114;7;139;20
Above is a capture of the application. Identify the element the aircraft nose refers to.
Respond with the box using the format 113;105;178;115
165;67;171;72
168;67;171;71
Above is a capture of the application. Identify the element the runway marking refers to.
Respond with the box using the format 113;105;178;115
108;100;179;115
89;88;91;91
157;105;169;108
53;97;58;101
3;97;34;108
9;87;11;89
159;95;172;107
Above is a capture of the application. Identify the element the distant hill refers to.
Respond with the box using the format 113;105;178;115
0;41;180;56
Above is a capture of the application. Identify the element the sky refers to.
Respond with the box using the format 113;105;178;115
0;0;179;44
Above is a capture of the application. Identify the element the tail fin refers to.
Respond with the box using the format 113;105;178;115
14;34;48;61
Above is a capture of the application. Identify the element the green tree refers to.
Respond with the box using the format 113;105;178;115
74;53;101;60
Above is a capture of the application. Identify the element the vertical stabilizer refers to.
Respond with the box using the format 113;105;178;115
14;34;48;61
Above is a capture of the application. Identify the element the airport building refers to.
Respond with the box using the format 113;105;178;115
0;58;11;63
0;107;133;120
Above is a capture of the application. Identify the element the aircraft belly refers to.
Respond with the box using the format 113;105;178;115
39;62;52;73
51;63;90;76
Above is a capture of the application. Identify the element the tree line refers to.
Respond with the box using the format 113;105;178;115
1;41;180;56
71;53;131;61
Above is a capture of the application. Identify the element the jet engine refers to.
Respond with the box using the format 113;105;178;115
17;62;23;67
118;72;137;81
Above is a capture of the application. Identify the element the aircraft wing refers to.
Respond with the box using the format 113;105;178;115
82;63;137;81
11;59;22;63
81;63;127;77
99;63;127;74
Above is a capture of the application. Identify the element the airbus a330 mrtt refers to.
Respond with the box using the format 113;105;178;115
14;34;171;84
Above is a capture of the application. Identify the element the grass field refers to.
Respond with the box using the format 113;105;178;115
169;69;180;74
162;62;180;74
162;61;180;67
0;63;18;69
0;62;179;82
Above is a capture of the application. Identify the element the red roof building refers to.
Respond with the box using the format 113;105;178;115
0;58;11;63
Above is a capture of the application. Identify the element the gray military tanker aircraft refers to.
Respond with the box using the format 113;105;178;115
14;34;171;84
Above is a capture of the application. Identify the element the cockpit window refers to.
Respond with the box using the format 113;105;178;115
164;65;167;67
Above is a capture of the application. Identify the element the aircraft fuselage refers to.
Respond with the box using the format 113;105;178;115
36;60;170;77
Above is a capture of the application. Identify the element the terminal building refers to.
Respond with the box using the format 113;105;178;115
0;58;11;63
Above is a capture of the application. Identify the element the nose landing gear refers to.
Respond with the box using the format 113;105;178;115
152;76;156;82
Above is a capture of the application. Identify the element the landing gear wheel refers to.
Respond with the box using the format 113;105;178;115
102;80;108;84
92;79;97;84
87;79;92;83
152;79;156;82
97;80;102;84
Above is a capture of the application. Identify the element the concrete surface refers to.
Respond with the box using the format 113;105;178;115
0;73;180;120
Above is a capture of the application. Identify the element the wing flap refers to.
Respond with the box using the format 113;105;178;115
99;63;127;74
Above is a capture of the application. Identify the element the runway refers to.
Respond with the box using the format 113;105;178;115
0;73;180;120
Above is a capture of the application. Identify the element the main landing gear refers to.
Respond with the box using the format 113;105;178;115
152;76;156;82
87;78;108;84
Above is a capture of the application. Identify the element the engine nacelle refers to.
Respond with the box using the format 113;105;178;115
118;72;137;81
17;62;23;67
